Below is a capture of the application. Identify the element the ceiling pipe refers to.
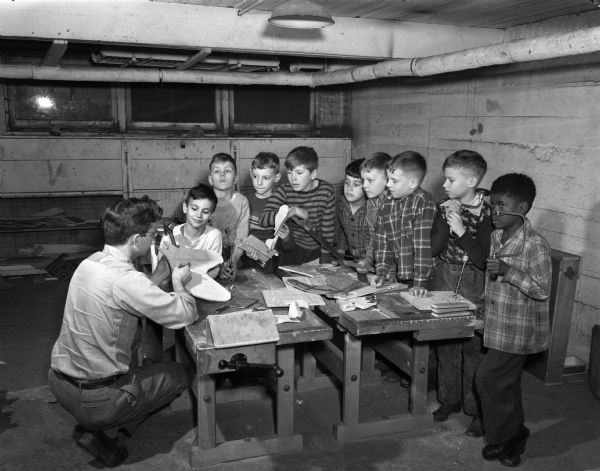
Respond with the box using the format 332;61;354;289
2;25;600;87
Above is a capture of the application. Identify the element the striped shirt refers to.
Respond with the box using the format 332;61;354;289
374;187;436;287
483;219;551;354
337;196;369;258
248;192;273;242
259;180;336;258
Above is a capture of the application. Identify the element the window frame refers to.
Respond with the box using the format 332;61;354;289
6;81;119;131
125;84;223;132
227;87;316;134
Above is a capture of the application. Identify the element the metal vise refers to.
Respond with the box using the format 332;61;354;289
218;353;283;377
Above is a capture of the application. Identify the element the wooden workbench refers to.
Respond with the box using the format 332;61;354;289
310;290;476;441
183;268;332;468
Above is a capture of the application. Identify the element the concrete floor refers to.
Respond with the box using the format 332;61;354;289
2;276;600;471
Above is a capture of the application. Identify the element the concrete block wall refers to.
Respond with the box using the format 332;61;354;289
350;58;599;363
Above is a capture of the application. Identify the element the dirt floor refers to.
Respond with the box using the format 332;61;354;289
2;276;600;471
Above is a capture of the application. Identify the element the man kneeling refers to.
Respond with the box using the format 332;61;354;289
48;196;198;467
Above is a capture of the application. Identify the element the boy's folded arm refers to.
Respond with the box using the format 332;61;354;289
454;211;492;270
501;241;552;300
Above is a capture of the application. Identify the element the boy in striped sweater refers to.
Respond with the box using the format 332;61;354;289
259;146;336;265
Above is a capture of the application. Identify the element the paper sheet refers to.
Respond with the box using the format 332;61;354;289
261;288;325;307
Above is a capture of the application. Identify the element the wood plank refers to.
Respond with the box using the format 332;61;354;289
342;333;362;428
1;137;121;161
276;345;295;437
369;338;412;376
131;160;208;190
127;138;229;160
1;160;122;193
334;414;433;442
410;342;429;415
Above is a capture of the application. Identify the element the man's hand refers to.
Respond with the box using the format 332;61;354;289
408;286;429;298
486;257;509;277
171;263;192;292
149;256;171;286
446;211;466;237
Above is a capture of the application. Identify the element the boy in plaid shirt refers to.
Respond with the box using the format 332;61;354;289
337;159;369;260
476;173;551;468
373;151;436;296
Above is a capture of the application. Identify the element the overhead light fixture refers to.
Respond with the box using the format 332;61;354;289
268;0;334;29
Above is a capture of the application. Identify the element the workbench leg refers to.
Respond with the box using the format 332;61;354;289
276;345;295;437
301;344;317;380
197;372;217;449
410;341;429;416
342;333;362;426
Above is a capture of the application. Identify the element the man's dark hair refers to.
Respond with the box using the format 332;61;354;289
490;173;537;209
345;159;365;179
186;183;218;210
102;196;163;245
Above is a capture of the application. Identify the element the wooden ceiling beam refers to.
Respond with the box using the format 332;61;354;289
1;0;504;60
41;39;68;66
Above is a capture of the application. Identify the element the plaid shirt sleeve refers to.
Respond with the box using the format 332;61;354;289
374;200;393;278
412;192;436;287
502;230;552;301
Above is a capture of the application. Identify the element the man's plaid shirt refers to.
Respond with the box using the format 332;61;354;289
483;219;551;354
374;187;436;287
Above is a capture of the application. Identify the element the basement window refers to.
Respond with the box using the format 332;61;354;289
7;81;117;132
127;83;220;132
229;85;315;134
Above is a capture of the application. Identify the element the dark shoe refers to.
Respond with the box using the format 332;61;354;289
499;426;530;467
433;402;462;422
465;415;485;437
74;426;128;468
482;442;510;460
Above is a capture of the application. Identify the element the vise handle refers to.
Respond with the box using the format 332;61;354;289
218;353;283;377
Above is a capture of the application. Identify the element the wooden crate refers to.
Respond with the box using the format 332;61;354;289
525;249;581;385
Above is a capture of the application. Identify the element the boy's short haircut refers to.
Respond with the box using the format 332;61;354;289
102;196;163;246
252;152;280;174
360;152;391;173
387;151;427;185
442;150;487;184
210;153;237;173
490;173;537;209
345;159;365;179
285;146;318;172
186;183;218;210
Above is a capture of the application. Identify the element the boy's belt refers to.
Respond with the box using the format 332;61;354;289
54;370;123;390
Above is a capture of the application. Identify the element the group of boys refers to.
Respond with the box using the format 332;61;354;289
48;145;551;469
335;149;551;468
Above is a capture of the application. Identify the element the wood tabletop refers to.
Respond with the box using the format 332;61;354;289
336;291;476;337
184;268;332;352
